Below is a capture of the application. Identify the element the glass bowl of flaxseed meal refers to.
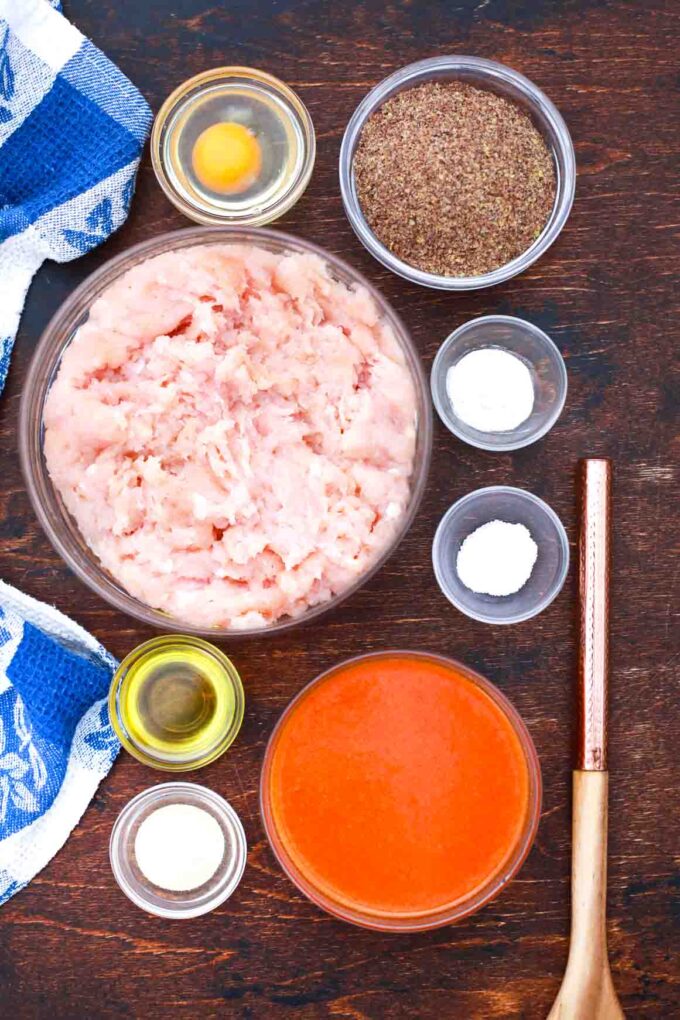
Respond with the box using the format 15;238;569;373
340;56;575;291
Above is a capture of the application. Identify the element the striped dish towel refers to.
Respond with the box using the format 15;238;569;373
0;0;151;392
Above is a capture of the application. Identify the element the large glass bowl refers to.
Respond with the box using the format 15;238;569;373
19;227;432;638
260;650;542;931
340;56;576;291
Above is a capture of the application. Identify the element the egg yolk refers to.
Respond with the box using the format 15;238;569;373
191;122;262;195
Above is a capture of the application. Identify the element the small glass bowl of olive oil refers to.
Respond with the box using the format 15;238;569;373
109;636;244;770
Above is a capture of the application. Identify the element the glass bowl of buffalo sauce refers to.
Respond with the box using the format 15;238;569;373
260;650;541;931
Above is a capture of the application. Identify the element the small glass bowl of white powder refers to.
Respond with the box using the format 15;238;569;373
432;486;569;624
431;315;567;452
110;783;247;918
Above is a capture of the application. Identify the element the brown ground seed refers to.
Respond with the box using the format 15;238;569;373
353;81;557;278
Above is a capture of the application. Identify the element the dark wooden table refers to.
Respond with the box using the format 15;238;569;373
1;1;678;1017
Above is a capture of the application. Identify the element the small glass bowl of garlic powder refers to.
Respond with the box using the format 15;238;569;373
431;316;567;452
110;783;247;918
433;486;569;624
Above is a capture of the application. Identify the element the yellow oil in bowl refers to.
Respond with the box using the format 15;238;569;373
109;636;244;770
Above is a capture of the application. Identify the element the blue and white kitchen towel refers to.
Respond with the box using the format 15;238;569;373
0;0;148;902
0;581;118;904
0;0;152;393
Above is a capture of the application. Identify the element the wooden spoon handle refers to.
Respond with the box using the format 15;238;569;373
569;771;612;961
548;461;623;1019
547;771;624;1020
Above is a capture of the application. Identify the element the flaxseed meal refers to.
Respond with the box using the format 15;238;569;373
353;81;557;278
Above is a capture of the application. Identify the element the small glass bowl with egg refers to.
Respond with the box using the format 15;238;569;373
432;486;570;625
152;67;315;225
109;783;247;918
431;315;567;452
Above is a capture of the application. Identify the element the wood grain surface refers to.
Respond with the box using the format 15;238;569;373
1;1;678;1017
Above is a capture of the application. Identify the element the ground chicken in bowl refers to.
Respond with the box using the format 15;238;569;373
43;244;418;629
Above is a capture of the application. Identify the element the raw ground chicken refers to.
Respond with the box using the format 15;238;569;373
44;244;418;629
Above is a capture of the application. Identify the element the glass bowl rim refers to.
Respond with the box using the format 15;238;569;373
108;635;245;771
430;314;568;451
432;485;570;625
109;781;247;919
150;65;317;227
339;54;576;291
18;225;432;639
259;648;542;931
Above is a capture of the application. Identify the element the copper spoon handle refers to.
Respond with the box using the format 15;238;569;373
578;459;612;771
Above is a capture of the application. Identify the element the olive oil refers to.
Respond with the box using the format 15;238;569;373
110;637;244;770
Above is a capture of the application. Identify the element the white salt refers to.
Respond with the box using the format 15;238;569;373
457;520;538;597
134;803;225;892
446;347;534;433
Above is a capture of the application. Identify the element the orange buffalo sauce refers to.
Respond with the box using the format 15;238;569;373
265;653;535;922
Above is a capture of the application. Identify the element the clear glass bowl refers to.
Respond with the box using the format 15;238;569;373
339;56;576;291
433;487;570;624
431;315;567;451
151;67;316;226
109;783;247;919
19;226;432;638
108;636;245;771
260;650;542;931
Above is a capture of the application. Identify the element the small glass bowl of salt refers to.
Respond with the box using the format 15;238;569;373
431;315;567;452
109;783;247;918
432;486;569;624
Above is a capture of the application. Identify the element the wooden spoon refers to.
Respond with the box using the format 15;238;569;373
548;459;624;1020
